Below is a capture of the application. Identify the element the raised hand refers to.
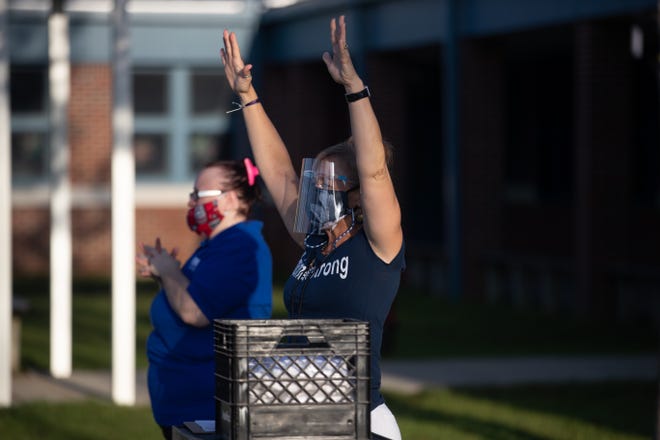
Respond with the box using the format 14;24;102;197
322;15;361;90
220;29;253;94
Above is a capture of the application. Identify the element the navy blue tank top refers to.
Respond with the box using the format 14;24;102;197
283;228;405;409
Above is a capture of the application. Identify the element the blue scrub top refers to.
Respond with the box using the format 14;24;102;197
147;220;272;426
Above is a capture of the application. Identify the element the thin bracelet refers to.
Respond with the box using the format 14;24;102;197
226;98;261;114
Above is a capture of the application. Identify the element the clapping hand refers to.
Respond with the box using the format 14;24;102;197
136;238;180;280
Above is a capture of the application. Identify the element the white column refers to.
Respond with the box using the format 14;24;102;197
0;0;12;407
48;2;72;379
111;0;136;405
170;67;187;181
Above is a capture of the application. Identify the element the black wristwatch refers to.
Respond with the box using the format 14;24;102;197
345;86;371;103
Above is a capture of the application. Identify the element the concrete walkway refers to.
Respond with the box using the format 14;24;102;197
380;354;659;394
9;354;659;405
12;368;151;405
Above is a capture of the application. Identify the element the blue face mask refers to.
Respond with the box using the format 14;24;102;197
306;188;349;234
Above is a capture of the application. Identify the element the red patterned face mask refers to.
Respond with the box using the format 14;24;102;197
186;200;223;237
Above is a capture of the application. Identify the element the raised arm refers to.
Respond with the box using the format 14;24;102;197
220;30;303;246
322;16;403;263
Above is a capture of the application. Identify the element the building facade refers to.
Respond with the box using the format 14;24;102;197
9;0;660;324
10;0;265;274
245;0;660;323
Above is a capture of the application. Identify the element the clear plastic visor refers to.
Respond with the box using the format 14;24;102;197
293;158;353;234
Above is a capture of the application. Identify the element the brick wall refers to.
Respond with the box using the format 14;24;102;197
574;19;634;315
460;39;507;298
70;64;112;184
12;64;201;277
12;208;49;275
136;208;201;269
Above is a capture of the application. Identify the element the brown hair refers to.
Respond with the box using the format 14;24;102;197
203;160;261;216
315;137;395;186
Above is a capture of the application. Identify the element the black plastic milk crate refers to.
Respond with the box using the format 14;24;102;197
214;319;371;440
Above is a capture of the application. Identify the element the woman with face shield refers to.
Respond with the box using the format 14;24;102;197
221;15;404;440
136;159;273;440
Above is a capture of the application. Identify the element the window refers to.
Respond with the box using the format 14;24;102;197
189;133;225;173
191;70;231;115
135;133;168;175
12;132;47;176
133;67;232;181
11;68;47;113
10;66;49;182
631;21;660;207
504;31;574;204
134;72;167;114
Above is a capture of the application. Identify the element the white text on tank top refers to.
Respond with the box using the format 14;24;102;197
292;255;350;281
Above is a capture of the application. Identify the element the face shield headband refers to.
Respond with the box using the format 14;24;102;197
293;158;355;236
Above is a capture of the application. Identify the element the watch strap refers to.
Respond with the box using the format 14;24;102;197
345;86;371;103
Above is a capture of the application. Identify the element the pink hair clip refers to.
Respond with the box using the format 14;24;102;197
244;157;260;186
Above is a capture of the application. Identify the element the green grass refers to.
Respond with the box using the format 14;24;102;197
15;277;285;371
7;276;659;440
0;400;161;440
0;383;654;440
14;277;658;370
16;277;154;370
385;287;658;358
385;381;656;440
